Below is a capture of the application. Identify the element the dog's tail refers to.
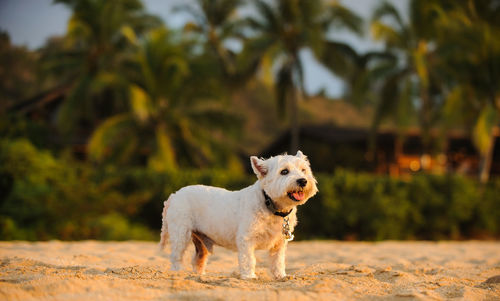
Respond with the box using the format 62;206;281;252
159;196;171;251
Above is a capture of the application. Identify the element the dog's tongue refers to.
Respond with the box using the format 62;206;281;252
293;191;305;201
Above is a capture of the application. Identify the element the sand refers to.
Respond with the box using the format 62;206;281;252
0;240;499;300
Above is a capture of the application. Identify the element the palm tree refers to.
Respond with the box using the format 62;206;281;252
433;0;500;181
177;0;261;92
321;43;399;157
321;42;397;108
88;28;242;170
177;0;242;74
247;0;362;153
370;1;445;157
45;0;162;134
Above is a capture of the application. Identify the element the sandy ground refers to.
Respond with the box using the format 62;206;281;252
0;241;499;300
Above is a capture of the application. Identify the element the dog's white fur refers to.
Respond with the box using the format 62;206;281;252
159;151;318;279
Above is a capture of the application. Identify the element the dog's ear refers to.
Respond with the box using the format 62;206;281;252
250;156;267;178
296;150;308;161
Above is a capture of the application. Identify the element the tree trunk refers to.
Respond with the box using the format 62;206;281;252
420;88;432;155
479;131;496;183
479;97;500;183
208;27;234;77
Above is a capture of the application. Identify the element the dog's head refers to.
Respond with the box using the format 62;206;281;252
250;151;318;208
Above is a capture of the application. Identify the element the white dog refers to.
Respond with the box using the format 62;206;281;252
159;151;318;279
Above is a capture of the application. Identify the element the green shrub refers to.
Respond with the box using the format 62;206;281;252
296;170;499;240
87;213;156;241
1;139;498;241
0;139;156;240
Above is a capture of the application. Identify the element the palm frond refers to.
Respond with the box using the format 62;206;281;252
344;50;397;107
89;71;127;94
174;3;208;31
413;41;430;89
177;119;213;167
87;114;137;162
321;41;358;78
372;68;411;130
395;77;416;130
148;123;177;171
442;86;478;128
129;84;152;123
202;0;243;27
360;51;397;68
56;75;91;132
120;25;138;45
329;3;363;34
251;0;280;33
187;107;243;137
371;21;405;48
372;1;405;32
219;18;248;40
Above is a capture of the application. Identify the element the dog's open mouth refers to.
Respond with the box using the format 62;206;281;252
288;189;305;202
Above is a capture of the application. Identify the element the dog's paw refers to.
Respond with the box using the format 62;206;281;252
274;273;293;281
240;273;257;280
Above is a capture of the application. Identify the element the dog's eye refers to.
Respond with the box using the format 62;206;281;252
302;169;306;173
280;169;289;175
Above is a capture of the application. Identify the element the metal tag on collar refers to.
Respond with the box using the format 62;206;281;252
282;216;294;241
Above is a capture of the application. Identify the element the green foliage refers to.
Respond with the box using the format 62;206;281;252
3;0;500;242
297;170;500;240
88;213;155;241
368;0;449;153
0;114;54;151
0;138;156;240
178;0;251;80
0;139;252;240
1;139;499;241
44;0;163;134
247;0;362;151
87;28;244;169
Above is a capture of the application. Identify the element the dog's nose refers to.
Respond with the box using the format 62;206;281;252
297;178;307;187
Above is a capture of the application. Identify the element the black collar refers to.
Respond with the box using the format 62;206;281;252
262;190;292;217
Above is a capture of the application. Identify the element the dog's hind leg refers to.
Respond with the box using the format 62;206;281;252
168;223;191;271
191;231;213;274
159;199;171;251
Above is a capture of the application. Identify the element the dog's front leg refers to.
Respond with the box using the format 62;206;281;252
236;237;257;279
269;240;287;279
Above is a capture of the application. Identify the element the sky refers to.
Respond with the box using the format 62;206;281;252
0;0;408;98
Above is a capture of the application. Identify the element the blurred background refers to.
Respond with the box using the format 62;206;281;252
0;0;499;241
